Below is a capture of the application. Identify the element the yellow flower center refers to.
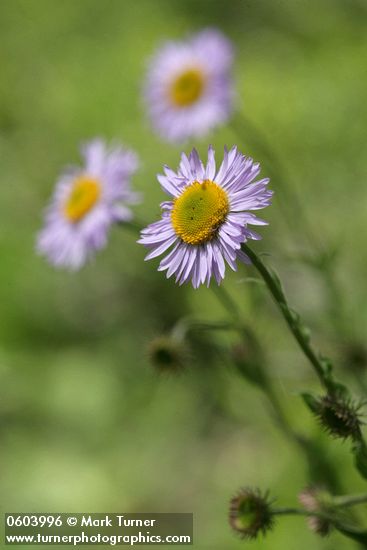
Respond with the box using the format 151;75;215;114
171;180;229;245
64;176;101;222
170;69;205;107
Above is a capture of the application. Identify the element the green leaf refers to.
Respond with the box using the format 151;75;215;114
300;392;320;414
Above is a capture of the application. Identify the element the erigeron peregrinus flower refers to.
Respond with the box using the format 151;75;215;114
37;139;140;270
144;29;234;142
139;146;272;288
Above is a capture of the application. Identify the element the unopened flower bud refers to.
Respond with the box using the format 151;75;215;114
316;394;363;441
299;486;331;537
148;335;187;373
303;391;363;441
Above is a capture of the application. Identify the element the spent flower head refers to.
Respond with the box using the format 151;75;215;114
229;487;274;540
37;139;140;270
144;28;234;142
139;146;272;288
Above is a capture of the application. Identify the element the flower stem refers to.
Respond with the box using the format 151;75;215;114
333;493;367;508
231;113;361;384
275;493;367;516
210;286;343;490
273;507;321;517
274;503;367;545
241;243;335;391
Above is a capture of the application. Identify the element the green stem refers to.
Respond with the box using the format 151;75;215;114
242;243;333;390
274;505;367;545
275;493;367;515
242;247;367;482
333;494;367;508
273;507;322;517
231;111;321;251
210;286;337;482
170;317;236;342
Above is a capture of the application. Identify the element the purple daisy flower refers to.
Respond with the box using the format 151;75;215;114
144;28;234;143
37;139;140;270
139;146;272;288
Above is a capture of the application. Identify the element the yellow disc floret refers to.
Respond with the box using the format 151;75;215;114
170;69;205;107
64;176;101;222
171;180;229;245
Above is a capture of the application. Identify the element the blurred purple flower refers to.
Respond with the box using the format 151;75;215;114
144;28;234;142
139;146;272;288
37;139;140;270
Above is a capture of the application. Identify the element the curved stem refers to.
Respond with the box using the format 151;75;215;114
241;243;333;390
208;286;341;491
274;504;367;545
241;247;367;482
230;113;364;392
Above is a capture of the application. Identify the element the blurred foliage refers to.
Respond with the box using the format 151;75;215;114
0;0;367;548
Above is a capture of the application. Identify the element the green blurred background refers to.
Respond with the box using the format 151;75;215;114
1;0;367;548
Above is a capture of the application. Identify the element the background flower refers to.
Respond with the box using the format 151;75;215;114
144;28;234;142
37;139;140;270
139;146;272;287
